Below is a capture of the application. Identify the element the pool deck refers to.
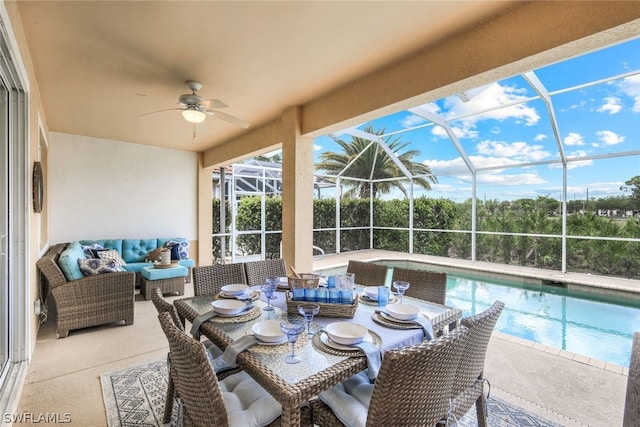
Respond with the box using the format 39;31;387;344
314;250;636;426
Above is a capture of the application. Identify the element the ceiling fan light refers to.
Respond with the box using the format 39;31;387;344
182;109;206;123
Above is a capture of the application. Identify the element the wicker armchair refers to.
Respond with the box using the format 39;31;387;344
36;243;135;338
624;331;640;427
346;260;388;286
244;258;287;286
447;300;505;427
391;266;447;305
311;326;470;426
192;263;247;296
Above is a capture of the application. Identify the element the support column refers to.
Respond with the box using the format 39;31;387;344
197;153;213;266
281;106;314;273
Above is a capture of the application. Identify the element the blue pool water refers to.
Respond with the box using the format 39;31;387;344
443;274;640;367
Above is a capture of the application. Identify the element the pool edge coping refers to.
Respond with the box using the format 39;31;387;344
492;330;629;376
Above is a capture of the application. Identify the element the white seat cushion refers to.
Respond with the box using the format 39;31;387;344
318;371;374;427
204;340;223;359
220;371;282;427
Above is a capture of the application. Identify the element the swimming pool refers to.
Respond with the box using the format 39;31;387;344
444;273;640;367
318;261;640;366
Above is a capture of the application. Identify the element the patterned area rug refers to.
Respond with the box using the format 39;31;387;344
101;359;563;426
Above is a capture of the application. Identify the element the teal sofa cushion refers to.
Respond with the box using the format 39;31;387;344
122;239;158;263
58;241;86;281
123;262;153;273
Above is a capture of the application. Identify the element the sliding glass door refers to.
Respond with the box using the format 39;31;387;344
0;76;8;385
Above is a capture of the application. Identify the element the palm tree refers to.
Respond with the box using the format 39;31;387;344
316;125;437;198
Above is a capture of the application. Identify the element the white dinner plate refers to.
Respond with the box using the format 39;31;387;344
212;306;254;318
320;330;374;351
252;334;288;346
379;310;418;324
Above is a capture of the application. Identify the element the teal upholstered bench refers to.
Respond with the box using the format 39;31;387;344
140;265;187;300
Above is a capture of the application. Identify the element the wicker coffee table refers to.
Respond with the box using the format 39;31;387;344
140;265;187;300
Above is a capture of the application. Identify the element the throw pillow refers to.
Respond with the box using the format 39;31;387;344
78;258;119;276
82;243;104;258
145;247;164;263
97;249;126;268
165;240;189;260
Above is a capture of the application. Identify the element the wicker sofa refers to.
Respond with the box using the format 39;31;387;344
78;238;195;285
37;243;136;338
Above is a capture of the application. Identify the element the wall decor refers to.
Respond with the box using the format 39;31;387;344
32;161;43;213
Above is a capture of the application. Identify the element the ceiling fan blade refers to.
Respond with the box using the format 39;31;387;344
206;109;250;128
139;108;183;117
200;99;228;109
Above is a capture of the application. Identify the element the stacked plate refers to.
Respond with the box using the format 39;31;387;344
322;322;373;350
379;303;421;323
221;284;250;298
252;320;288;345
211;299;249;316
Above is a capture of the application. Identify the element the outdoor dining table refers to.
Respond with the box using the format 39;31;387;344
173;287;463;427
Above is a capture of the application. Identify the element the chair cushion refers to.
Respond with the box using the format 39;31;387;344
318;371;374;427
57;241;86;281
220;371;282;427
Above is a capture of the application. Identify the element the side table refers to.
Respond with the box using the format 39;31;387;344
140;265;187;300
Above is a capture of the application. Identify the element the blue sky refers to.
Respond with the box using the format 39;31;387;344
310;36;640;202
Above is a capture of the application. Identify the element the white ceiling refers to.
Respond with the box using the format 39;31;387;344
15;1;515;152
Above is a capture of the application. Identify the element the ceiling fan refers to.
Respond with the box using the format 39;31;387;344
140;80;249;129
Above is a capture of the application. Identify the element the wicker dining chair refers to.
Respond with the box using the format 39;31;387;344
310;326;470;427
193;263;247;296
391;266;447;305
157;311;288;427
346;260;388;286
446;300;505;427
150;288;232;423
244;258;287;286
623;331;640;427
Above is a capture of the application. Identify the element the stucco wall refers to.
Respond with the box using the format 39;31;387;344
49;132;198;244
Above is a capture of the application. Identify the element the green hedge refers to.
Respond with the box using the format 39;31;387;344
212;196;640;279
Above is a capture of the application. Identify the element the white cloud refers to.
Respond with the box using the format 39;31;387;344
563;132;585;146
554;150;593;170
400;114;428;128
475;172;546;186
314;144;322;151
431;123;478;139
476;140;550;162
416;83;540;140
596;96;622;114
619;74;640;112
596;130;625;145
442;83;540;126
534;133;547;142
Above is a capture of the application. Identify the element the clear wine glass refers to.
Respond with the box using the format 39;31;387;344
298;303;320;335
392;280;410;303
280;320;306;364
261;281;276;311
